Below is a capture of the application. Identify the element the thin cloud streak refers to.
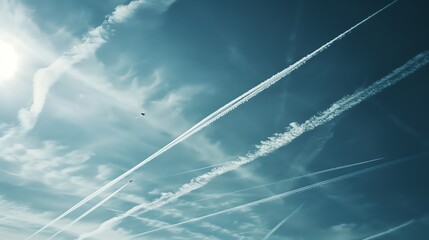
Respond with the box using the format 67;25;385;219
362;220;414;240
261;203;305;240
129;154;419;238
46;181;131;240
23;1;148;239
79;50;429;240
73;3;398;238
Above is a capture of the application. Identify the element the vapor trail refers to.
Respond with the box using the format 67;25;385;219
78;51;429;240
191;157;383;204
261;203;305;240
74;3;399;238
46;181;131;240
362;220;414;240
23;1;147;239
128;155;417;238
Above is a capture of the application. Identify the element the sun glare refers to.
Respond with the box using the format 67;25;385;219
0;40;19;82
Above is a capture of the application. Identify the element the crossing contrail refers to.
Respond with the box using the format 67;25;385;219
362;220;414;240
128;154;419;238
46;180;132;240
78;50;429;240
162;161;231;178
261;203;305;240
72;3;399;239
189;157;383;204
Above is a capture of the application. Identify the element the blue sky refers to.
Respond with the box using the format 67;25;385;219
1;0;429;239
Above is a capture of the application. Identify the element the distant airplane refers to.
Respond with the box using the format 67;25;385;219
129;179;133;183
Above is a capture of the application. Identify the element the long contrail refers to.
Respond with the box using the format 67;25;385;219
189;157;383;204
78;51;429;240
46;180;132;240
128;155;418;238
261;203;305;240
72;2;398;239
23;1;148;239
362;220;414;240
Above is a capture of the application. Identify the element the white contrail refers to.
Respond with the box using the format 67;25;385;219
23;1;148;239
73;3;399;238
362;220;414;240
191;157;383;204
78;51;429;240
46;181;132;240
261;203;305;240
158;0;398;151
128;155;417;238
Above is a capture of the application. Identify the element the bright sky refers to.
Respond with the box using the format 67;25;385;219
1;0;429;239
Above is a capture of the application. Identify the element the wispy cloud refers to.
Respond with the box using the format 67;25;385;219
362;220;414;240
0;196;131;240
15;0;145;135
79;50;429;239
261;203;305;240
0;140;95;195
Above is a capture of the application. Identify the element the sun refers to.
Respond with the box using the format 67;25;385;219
0;40;19;83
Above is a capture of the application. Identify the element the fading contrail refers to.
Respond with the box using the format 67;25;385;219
261;203;305;240
46;180;132;240
73;3;398;239
362;220;414;240
128;154;419;238
78;50;429;240
189;157;383;204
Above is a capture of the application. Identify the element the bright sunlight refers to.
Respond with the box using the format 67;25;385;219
0;40;19;82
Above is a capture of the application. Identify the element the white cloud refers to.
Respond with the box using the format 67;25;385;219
0;196;133;240
0;139;96;195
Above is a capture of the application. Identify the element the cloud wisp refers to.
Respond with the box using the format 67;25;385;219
261;203;305;240
23;1;150;239
362;220;415;240
128;154;419;238
190;157;384;204
46;180;132;240
63;3;397;238
16;0;146;135
78;50;429;239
